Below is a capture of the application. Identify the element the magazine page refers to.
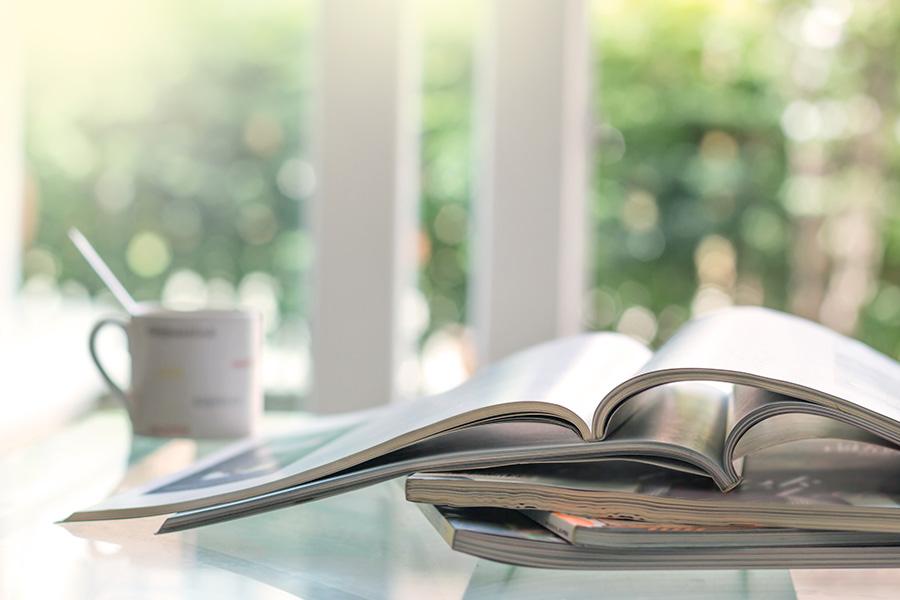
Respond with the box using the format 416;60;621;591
290;332;649;473
65;408;377;520
593;306;900;438
725;386;898;462
156;421;594;532
69;333;649;520
158;390;737;534
599;381;731;482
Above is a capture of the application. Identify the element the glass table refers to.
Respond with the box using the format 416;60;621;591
3;409;899;599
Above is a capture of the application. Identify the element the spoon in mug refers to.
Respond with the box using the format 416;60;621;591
68;227;140;315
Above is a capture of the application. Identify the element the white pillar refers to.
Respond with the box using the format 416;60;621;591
471;0;591;364
0;4;23;318
310;0;420;412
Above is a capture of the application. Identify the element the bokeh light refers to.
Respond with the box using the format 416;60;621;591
126;231;172;279
161;269;208;310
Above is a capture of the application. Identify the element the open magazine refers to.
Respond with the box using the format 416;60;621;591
66;306;900;531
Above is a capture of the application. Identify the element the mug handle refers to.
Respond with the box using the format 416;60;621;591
89;317;132;417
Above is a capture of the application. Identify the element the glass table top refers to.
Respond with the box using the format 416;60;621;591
3;410;900;599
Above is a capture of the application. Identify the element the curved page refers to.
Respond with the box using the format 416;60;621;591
725;386;899;461
593;306;900;438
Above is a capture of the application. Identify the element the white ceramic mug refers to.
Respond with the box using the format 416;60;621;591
89;306;263;438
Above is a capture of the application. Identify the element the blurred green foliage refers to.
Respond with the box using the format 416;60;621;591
23;0;900;373
591;0;899;356
26;0;311;333
590;0;791;340
420;3;475;334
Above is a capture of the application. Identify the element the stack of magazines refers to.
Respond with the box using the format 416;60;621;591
66;307;900;569
406;440;900;569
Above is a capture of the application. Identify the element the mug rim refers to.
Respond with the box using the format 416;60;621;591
133;305;259;320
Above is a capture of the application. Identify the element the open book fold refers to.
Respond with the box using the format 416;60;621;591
65;306;900;531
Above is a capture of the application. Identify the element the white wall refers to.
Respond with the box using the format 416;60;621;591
470;0;590;364
310;0;420;412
